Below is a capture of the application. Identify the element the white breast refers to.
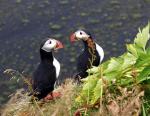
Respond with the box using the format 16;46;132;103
95;43;104;63
53;58;60;78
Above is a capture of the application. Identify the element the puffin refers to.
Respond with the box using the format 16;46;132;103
32;38;63;100
70;30;104;79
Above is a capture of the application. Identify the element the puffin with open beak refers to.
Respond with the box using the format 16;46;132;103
70;30;104;79
32;38;63;100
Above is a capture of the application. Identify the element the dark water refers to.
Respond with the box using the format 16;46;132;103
0;0;150;105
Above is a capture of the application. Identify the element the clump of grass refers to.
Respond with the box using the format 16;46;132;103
1;89;31;116
1;79;80;116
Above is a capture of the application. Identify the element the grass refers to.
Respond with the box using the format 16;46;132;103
1;80;145;116
1;79;80;116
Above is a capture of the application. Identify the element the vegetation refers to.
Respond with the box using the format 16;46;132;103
75;23;150;115
1;23;150;116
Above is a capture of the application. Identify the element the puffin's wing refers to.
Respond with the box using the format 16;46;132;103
33;62;57;83
95;43;104;63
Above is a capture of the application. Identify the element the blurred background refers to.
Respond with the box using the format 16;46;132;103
0;0;150;106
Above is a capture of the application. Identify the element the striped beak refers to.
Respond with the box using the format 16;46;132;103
55;40;64;50
70;33;77;42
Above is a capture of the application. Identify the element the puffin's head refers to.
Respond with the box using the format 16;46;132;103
70;30;91;42
40;38;63;52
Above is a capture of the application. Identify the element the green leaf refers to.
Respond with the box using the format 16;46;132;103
101;60;110;70
91;79;103;104
126;44;138;57
135;54;150;67
146;46;150;55
134;23;150;51
104;71;121;81
121;53;137;70
82;77;98;92
135;45;146;55
87;66;100;74
136;66;150;83
142;103;147;116
80;76;99;103
120;78;133;86
104;58;123;73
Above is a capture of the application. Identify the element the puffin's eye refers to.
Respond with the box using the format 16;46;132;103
80;32;82;35
49;41;52;44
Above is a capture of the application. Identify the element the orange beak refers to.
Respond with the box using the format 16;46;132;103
55;40;64;49
70;33;76;42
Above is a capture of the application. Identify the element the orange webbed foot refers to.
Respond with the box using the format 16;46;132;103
44;91;61;101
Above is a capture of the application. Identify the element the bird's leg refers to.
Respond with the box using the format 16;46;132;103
50;92;53;99
44;92;53;101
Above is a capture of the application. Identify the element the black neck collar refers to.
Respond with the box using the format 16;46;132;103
40;49;53;62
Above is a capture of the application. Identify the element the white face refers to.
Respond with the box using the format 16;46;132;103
75;30;90;40
41;38;57;52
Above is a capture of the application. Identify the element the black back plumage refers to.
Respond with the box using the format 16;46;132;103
32;40;56;100
76;39;100;79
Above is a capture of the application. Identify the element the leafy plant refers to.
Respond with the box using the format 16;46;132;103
76;22;150;111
